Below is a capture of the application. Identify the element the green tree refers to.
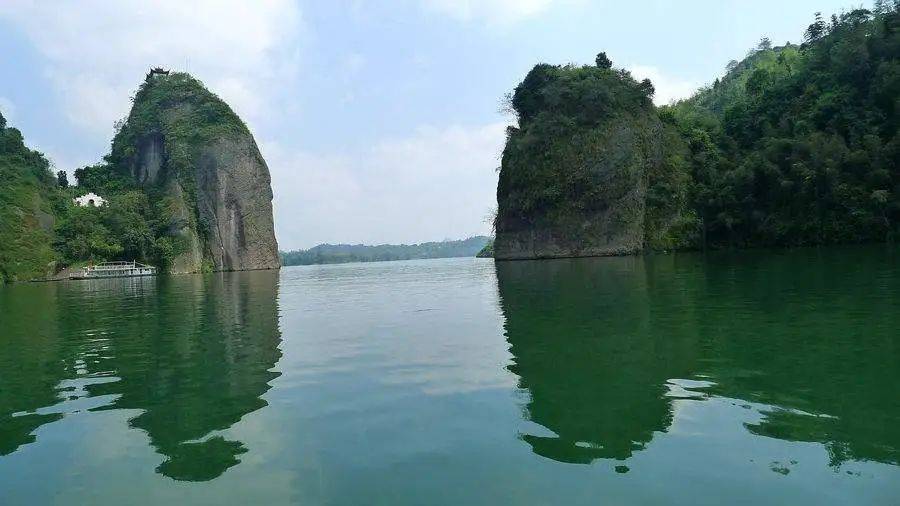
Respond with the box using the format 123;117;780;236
104;191;154;261
665;5;900;248
804;12;826;43
54;206;123;263
595;52;612;69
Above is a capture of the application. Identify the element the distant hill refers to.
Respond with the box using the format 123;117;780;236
280;236;491;266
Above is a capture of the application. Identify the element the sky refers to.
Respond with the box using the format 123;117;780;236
0;0;861;250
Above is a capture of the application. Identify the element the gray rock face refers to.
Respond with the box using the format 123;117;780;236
195;137;280;271
132;134;165;185
123;77;280;273
494;114;661;261
494;194;646;260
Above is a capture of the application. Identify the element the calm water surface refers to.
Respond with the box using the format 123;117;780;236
1;247;899;504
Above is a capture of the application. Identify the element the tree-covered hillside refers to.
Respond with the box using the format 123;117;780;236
665;3;900;247
0;112;66;282
281;236;491;265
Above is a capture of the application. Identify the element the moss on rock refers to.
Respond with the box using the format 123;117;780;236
494;61;690;259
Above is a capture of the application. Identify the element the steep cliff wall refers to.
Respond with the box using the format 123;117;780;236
194;137;280;271
494;60;687;260
109;72;280;272
496;113;662;259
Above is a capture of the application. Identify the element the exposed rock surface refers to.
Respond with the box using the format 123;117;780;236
493;62;675;261
495;115;662;260
117;73;280;272
194;137;280;271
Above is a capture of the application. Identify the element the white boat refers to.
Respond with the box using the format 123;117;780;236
71;261;157;280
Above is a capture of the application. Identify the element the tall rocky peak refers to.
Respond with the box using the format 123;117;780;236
494;60;685;260
110;72;280;272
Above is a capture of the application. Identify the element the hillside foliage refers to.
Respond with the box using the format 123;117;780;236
0;112;64;282
665;4;900;247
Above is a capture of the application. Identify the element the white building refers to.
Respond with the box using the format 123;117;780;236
74;192;106;207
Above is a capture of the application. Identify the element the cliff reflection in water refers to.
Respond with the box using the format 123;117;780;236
0;281;67;456
0;271;282;481
496;257;696;464
496;248;900;467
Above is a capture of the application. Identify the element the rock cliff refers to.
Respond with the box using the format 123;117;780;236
110;72;280;272
494;59;690;260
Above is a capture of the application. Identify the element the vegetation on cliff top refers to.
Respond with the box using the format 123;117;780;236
498;56;657;221
76;72;248;197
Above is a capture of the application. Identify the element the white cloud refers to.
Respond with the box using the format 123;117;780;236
0;0;302;135
1;3;511;247
628;65;699;106
423;0;556;25
264;122;506;250
0;96;15;124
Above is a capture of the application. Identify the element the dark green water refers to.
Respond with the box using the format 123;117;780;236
1;247;898;504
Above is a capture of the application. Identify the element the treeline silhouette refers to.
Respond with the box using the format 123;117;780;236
280;236;491;265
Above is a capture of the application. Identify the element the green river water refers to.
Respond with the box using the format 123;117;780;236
1;246;898;504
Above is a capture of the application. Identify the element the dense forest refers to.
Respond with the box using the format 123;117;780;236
664;2;900;248
0;112;65;283
496;2;900;256
280;236;491;266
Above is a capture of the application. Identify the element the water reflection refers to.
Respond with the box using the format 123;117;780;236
497;257;695;463
496;248;900;468
0;271;282;481
0;282;66;456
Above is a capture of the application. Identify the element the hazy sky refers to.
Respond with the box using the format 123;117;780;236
0;0;859;249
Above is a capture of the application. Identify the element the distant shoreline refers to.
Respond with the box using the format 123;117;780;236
280;236;491;266
282;256;493;268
